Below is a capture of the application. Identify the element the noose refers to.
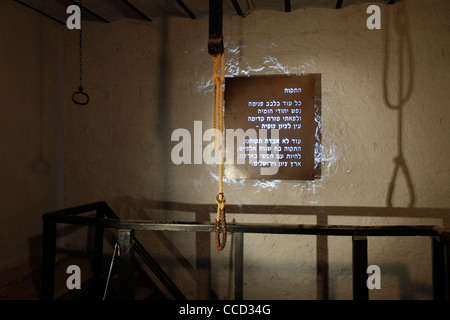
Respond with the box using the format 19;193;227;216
208;0;226;250
71;0;90;105
383;6;415;208
212;53;226;250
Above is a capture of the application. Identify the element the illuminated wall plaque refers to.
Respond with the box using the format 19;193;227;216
224;74;321;180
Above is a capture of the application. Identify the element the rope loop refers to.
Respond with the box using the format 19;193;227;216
215;193;227;251
216;193;226;207
215;218;227;251
71;86;90;105
215;193;226;251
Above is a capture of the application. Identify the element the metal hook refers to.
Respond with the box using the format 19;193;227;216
72;86;90;105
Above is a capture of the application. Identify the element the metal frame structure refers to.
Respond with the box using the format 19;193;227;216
42;201;450;300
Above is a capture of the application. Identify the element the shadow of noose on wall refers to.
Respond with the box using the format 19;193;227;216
383;3;415;208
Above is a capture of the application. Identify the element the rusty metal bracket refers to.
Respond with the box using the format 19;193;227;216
208;0;223;56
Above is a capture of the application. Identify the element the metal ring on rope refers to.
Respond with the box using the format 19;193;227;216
71;86;90;105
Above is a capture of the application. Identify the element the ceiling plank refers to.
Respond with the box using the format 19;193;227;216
230;0;244;17
176;0;196;19
121;0;152;22
68;0;110;23
14;0;66;25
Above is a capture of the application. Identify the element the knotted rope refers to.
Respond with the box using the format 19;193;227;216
212;53;226;251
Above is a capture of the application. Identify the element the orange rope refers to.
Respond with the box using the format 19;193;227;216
211;53;226;251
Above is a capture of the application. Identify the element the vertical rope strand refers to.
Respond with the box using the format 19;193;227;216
212;53;226;250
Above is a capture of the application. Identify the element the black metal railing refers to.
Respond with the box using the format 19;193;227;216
42;201;185;300
42;201;450;300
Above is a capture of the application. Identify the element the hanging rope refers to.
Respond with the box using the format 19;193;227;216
211;53;226;251
71;0;90;105
78;8;83;89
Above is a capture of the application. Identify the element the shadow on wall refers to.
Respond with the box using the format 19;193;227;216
383;2;415;208
156;16;172;200
328;262;432;300
109;196;449;300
